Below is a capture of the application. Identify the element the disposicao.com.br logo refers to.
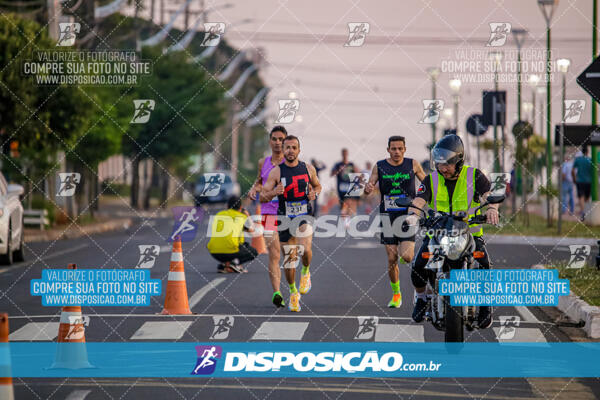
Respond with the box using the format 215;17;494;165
221;351;441;374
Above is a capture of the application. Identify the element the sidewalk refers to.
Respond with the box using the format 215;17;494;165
488;196;599;244
23;196;171;243
522;199;582;223
486;234;597;246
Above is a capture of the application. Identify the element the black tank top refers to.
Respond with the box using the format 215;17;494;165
377;158;415;214
277;161;313;217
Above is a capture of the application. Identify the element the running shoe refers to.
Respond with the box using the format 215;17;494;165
387;293;402;308
299;271;311;294
412;298;428;322
288;292;301;312
272;292;285;308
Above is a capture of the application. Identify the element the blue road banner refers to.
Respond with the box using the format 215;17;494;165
5;342;600;378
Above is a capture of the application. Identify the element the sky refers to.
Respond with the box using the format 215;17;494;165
127;0;597;190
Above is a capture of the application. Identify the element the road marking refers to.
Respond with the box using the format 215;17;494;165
65;390;92;400
9;322;59;341
0;243;90;275
189;278;226;309
374;324;424;342
251;321;309;340
7;314;553;324
21;380;525;398
130;321;193;340
159;245;171;252
493;327;548;344
514;306;541;323
344;241;379;249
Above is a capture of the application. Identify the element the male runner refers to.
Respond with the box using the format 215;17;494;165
331;148;359;224
248;126;287;307
364;136;426;308
261;135;322;312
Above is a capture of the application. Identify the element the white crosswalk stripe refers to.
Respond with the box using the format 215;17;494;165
374;324;425;342
251;321;309;340
493;327;548;344
65;390;92;400
7;317;551;343
131;321;193;340
9;322;59;341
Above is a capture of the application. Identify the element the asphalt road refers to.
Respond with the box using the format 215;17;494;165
2;208;599;399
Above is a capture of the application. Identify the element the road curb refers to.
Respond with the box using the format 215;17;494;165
24;218;133;243
532;263;600;338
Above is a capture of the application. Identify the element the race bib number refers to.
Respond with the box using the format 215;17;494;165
285;200;308;217
383;195;406;211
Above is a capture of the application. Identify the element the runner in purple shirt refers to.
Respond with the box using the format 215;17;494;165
248;126;287;307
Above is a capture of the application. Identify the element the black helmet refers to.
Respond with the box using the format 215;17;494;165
430;134;464;176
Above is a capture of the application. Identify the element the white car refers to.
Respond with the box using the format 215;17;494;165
0;173;24;265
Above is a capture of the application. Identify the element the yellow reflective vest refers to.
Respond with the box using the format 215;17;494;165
428;164;483;237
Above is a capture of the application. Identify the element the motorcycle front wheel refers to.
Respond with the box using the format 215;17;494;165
444;297;464;342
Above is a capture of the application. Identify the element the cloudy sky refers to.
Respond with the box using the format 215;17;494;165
130;0;596;189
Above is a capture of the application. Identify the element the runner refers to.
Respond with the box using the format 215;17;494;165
364;136;426;308
331;148;359;225
248;126;287;307
260;135;322;312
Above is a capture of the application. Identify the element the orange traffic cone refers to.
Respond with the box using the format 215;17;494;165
161;237;192;315
0;313;14;400
50;264;94;369
251;204;267;255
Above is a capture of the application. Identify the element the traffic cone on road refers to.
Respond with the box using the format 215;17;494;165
49;264;94;369
0;313;14;400
161;237;192;315
251;204;267;255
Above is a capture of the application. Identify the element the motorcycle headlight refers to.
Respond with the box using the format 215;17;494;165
440;234;468;260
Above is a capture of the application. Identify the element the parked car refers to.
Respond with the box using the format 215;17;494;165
0;172;24;265
194;172;241;205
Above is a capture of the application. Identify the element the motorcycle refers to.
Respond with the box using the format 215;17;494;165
395;194;505;342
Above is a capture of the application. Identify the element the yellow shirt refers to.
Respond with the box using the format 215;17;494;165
206;209;248;254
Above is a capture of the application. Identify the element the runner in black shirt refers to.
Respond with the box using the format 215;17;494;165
261;135;322;313
364;136;426;308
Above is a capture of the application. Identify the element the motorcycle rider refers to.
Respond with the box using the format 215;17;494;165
406;135;500;329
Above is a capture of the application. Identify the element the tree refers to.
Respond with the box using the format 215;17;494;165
0;14;93;213
123;46;225;209
66;85;130;216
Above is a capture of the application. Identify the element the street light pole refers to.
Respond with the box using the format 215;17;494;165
538;0;558;226
557;58;570;234
427;67;440;148
489;51;503;173
529;75;540;132
513;28;528;217
592;0;598;205
450;78;463;153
